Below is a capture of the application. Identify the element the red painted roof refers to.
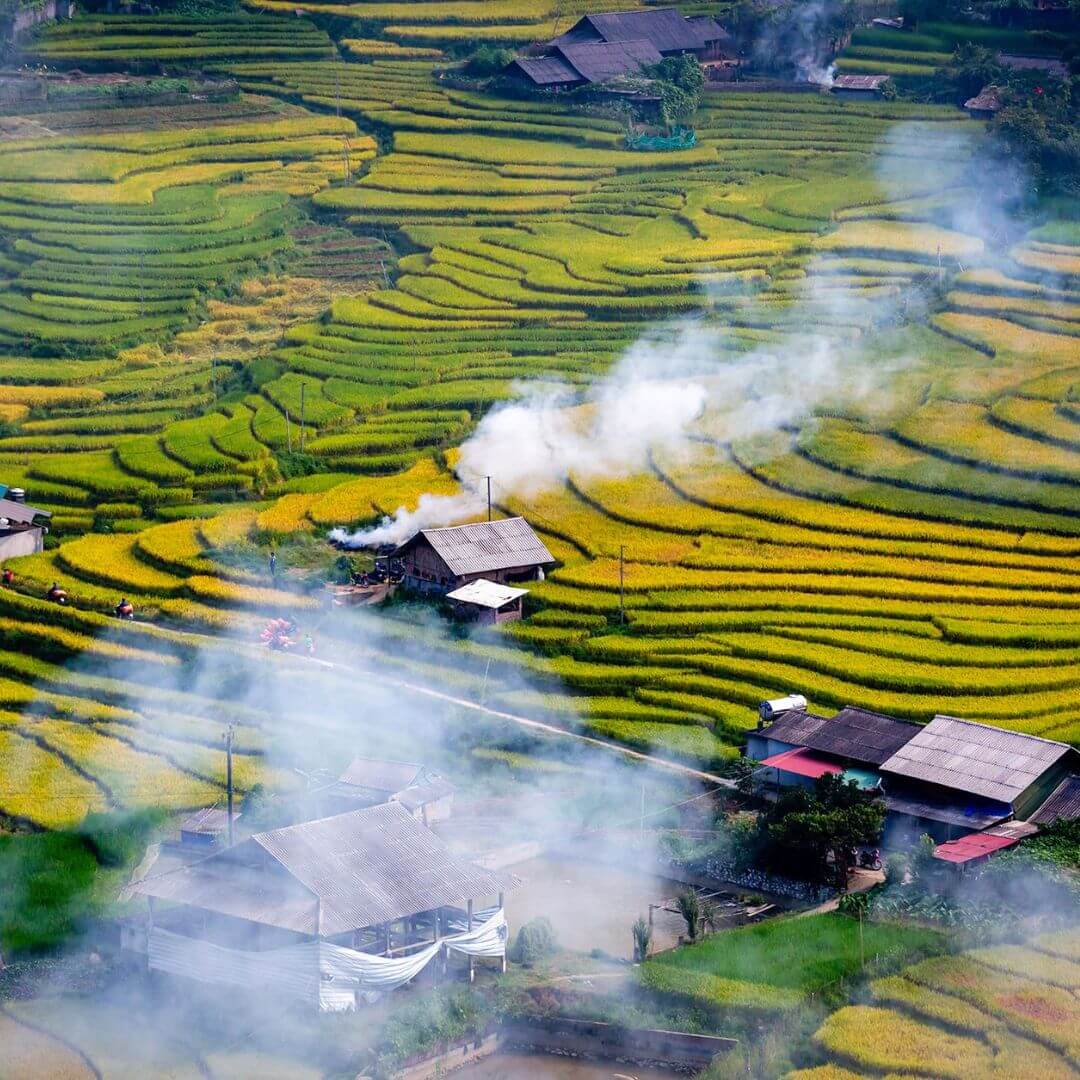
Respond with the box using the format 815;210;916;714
932;832;1018;864
760;746;842;779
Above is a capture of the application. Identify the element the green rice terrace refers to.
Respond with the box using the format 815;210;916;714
0;0;1074;1076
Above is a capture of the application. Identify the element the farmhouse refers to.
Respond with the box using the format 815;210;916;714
749;701;1080;845
831;74;890;98
134;802;512;1010
0;487;50;561
446;578;529;625
322;756;454;825
393;516;554;596
965;85;1004;118
505;7;736;90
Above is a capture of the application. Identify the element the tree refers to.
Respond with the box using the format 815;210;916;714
645;54;704;130
464;45;516;78
766;775;885;888
899;0;937;29
632;916;652;961
994;78;1080;197
676;889;718;941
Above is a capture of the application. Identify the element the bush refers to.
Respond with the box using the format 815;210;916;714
509;916;558;967
463;44;516;77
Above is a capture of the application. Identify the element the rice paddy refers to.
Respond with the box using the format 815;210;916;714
0;10;1074;819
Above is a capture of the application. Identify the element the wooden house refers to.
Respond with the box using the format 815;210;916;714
446;578;529;625
392;517;554;596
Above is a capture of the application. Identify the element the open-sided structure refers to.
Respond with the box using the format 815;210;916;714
134;803;512;1010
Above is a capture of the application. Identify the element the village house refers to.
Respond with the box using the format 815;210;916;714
392;516;554;596
830;74;890;98
133;802;512;1010
504;7;736;91
446;578;530;625
749;700;1080;855
321;756;455;825
964;85;1005;119
0;487;50;562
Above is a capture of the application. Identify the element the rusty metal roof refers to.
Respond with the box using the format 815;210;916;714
138;803;513;936
556;39;663;83
832;74;889;91
338;757;422;794
997;53;1068;76
554;8;721;52
397;517;554;578
880;715;1074;805
1029;775;1080;825
509;55;581;86
964;86;1004;112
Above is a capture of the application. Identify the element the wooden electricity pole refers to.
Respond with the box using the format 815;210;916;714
224;721;236;846
619;544;626;624
300;383;306;453
486;475;492;522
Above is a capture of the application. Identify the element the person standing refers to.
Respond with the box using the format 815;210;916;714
269;549;277;579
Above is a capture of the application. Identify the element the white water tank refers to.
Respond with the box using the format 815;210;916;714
759;694;808;723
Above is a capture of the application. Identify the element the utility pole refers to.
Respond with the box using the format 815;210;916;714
619;544;625;625
485;475;492;522
300;383;306;453
224;721;236;847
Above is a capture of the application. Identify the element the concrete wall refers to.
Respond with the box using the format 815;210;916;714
0;527;43;561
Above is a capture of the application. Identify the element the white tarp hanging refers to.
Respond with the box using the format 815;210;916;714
148;909;508;1011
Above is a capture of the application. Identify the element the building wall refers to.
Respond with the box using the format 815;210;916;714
1015;758;1076;820
403;539;544;595
0;527;43;561
744;734;798;761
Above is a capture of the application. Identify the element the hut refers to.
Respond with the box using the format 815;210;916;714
446;578;529;625
392;517;554;596
133;802;512;1010
964;85;1004;119
505;39;663;91
831;74;890;98
549;7;730;58
0;488;50;562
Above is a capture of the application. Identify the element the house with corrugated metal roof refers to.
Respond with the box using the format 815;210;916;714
321;756;455;825
504;7;736;90
0;486;50;562
392;516;554;596
748;701;1079;845
133;802;512;1010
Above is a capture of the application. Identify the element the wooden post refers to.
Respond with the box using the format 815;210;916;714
486;476;492;522
619;544;625;624
498;892;506;974
467;900;474;983
384;922;392;957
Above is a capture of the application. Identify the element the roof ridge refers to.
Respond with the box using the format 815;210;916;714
932;714;1073;750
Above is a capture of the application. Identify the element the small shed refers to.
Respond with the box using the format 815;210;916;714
393;517;554;596
0;489;51;562
391;778;456;827
831;74;890;98
964;85;1004;119
179;807;237;849
446;578;529;624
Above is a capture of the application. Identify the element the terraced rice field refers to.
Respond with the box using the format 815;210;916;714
792;927;1080;1079
0;10;1077;819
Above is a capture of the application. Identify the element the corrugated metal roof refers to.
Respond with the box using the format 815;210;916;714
447;578;529;609
760;746;841;779
253;803;513;935
554;8;721;52
883;791;1011;830
880;715;1074;804
1029;775;1080;825
398;517;554;578
964;86;1004;112
556;39;663;83
337;757;422;794
832;74;889;90
392;779;455;812
180;807;234;834
510;55;581;86
933;832;1018;864
997;53;1068;76
757;705;918;766
0;496;51;525
139;804;513;936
